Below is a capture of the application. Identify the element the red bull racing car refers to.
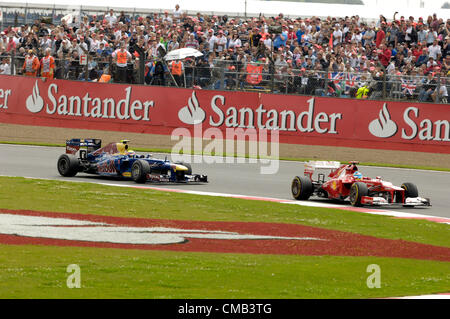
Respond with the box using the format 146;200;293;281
291;161;431;207
57;138;207;183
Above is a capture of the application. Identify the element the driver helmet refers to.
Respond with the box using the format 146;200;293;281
127;150;136;156
353;171;362;180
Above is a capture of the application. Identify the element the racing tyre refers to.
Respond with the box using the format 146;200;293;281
175;162;192;175
401;182;418;198
349;182;368;207
291;176;313;200
57;154;80;177
131;159;150;183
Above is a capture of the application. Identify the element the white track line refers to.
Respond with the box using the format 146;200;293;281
390;293;450;299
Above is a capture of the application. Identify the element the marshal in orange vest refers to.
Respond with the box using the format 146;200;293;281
171;61;183;76
116;51;128;65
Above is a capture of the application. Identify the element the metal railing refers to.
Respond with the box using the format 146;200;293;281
2;52;448;104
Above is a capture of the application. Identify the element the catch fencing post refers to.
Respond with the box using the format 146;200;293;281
437;73;441;103
133;44;145;84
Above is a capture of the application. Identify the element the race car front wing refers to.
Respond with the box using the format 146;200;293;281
360;196;431;207
146;173;208;183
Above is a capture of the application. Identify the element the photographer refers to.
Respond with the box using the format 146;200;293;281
368;67;385;100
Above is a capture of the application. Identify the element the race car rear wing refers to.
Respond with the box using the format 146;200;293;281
66;138;102;155
304;161;341;179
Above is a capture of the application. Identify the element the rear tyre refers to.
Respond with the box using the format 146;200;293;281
291;176;313;200
401;182;418;198
349;182;368;207
57;154;80;177
131;160;150;183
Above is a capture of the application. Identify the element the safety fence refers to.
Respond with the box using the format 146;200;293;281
2;52;448;104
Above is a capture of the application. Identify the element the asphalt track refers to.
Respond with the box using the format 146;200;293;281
0;144;449;218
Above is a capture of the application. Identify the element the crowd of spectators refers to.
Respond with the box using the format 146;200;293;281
0;5;449;103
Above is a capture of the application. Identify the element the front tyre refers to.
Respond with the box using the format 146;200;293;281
57;154;80;177
349;182;368;207
131;159;150;183
401;182;418;198
291;176;313;200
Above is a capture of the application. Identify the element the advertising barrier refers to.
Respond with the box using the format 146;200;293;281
0;75;449;154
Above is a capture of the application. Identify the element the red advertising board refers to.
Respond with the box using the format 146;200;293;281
0;75;449;154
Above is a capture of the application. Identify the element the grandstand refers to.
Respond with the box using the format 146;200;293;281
0;0;449;25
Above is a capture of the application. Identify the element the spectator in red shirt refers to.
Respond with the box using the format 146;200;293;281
411;43;423;59
287;26;297;41
376;22;386;48
6;34;16;53
378;43;392;67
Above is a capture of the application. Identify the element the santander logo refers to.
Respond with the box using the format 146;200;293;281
178;91;206;125
22;81;155;121
368;103;398;138
26;81;44;113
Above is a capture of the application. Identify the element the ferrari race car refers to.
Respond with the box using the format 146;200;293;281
291;161;431;207
57;139;208;183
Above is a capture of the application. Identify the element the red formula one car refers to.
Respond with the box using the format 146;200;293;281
291;161;431;207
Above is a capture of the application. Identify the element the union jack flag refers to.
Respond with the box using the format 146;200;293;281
328;72;345;91
401;78;417;95
345;73;361;93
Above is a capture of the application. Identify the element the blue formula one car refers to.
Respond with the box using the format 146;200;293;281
57;138;207;183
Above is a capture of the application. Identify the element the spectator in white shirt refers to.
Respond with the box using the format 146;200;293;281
428;40;441;60
214;30;227;53
207;30;217;52
173;4;183;22
40;34;52;52
333;25;343;46
351;29;362;44
363;25;375;46
105;9;117;28
417;24;428;44
167;34;180;52
162;11;173;24
228;33;242;50
0;57;11;75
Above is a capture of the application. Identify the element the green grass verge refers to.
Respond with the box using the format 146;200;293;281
1;140;449;172
0;176;448;298
0;176;449;248
0;245;448;299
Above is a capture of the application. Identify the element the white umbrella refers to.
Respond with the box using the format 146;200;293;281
164;48;203;61
164;48;203;88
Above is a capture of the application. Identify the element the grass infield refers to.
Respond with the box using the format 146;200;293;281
0;176;448;298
